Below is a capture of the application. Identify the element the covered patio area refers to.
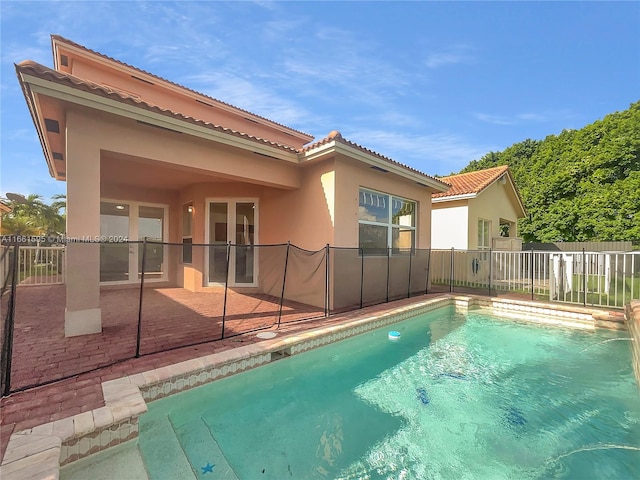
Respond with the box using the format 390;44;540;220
6;283;324;392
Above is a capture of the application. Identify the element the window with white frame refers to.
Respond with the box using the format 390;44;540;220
358;188;416;254
182;203;193;264
477;218;491;250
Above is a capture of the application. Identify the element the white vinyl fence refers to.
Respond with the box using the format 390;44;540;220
430;249;640;308
17;246;65;285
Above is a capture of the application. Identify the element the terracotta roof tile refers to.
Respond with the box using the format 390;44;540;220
50;35;313;140
302;130;449;188
432;165;510;198
16;61;300;154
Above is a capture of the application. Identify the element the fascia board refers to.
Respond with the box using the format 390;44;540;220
301;141;449;192
298;141;337;162
432;193;477;203
24;74;299;163
334;143;449;191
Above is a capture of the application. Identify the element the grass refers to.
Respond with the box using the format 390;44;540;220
18;263;62;283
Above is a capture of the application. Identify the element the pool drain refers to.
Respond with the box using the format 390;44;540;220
256;332;277;339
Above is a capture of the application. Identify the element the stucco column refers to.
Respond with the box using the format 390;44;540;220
65;110;102;336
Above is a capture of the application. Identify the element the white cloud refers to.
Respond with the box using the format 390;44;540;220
3;129;40;143
517;112;548;121
181;71;313;128
473;113;514;126
343;129;493;175
474;109;574;125
425;45;476;69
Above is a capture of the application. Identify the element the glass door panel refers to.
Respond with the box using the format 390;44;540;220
234;202;255;284
209;203;228;283
138;206;165;279
100;202;130;282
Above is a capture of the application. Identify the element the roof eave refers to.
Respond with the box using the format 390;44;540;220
19;69;299;163
432;193;476;203
15;66;59;180
301;141;449;192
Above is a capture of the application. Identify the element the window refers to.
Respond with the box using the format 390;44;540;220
182;203;193;264
478;219;491;250
358;188;416;254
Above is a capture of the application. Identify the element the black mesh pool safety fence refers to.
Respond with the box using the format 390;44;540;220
330;247;432;313
7;241;636;395
1;244;17;396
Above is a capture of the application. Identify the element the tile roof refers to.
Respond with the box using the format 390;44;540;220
50;35;314;140
303;130;450;188
432;165;510;198
15;60;300;154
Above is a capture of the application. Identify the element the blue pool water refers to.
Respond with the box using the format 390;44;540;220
139;307;640;479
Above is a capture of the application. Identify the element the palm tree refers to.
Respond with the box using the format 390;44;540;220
1;193;66;238
1;216;42;236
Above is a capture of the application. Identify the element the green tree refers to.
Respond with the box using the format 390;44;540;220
1;193;66;237
458;101;640;242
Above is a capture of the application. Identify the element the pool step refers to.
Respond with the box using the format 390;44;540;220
171;417;239;480
138;416;196;479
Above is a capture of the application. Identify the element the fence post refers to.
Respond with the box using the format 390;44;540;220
221;242;231;340
360;248;364;309
582;248;587;306
325;244;330;317
407;250;412;299
425;248;431;295
386;247;390;303
488;248;493;297
135;239;147;358
277;242;291;327
530;251;534;301
2;243;19;396
449;248;454;293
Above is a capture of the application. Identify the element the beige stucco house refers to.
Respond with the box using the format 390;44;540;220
431;166;526;251
16;35;449;336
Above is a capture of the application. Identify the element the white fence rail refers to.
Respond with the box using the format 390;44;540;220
18;246;65;285
430;249;640;308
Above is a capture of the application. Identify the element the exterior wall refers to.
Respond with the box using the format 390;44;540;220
467;180;522;250
431;201;469;249
261;159;336;249
73;107;301;190
62;106;443;312
331;157;437;310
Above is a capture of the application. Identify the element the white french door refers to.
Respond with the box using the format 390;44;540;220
99;200;169;283
205;199;258;287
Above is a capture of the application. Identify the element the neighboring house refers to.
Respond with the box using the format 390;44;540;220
431;166;526;251
0;202;11;232
16;35;449;336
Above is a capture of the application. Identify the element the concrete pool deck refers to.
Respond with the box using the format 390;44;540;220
0;293;630;480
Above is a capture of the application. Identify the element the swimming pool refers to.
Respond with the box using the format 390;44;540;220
133;306;639;479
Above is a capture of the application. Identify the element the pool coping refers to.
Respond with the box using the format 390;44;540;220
0;294;629;480
626;300;640;387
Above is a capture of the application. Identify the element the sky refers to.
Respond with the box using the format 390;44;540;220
1;1;639;201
